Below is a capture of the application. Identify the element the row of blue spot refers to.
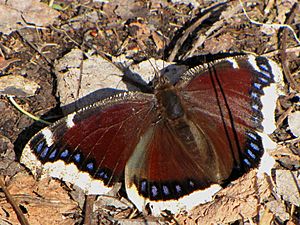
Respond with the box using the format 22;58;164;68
139;179;197;199
243;131;262;167
34;139;110;181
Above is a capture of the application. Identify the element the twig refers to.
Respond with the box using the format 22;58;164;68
167;1;227;61
76;52;85;100
263;46;300;57
0;58;20;71
279;3;300;92
264;0;275;15
83;195;96;225
50;25;81;47
184;21;226;60
276;105;294;127
48;0;54;7
0;177;30;225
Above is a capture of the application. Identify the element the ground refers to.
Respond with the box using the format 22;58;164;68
0;0;299;224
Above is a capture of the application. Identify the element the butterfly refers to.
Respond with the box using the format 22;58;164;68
20;54;283;215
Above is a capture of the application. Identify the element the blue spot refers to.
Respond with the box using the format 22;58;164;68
74;153;81;163
247;132;257;140
251;92;258;99
247;149;256;159
259;77;269;84
253;83;262;89
175;185;182;193
259;69;271;78
163;185;169;195
49;149;58;159
244;158;251;166
259;63;268;71
86;162;94;171
250;142;260;151
141;181;147;192
40;146;49;158
98;170;108;179
60;149;69;158
251;116;260;124
99;171;104;177
252;104;259;111
151;185;158;197
35;142;45;153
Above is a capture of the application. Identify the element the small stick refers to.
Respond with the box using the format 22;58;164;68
280;3;300;92
0;177;30;225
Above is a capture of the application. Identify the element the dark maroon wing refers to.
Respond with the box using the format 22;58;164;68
125;120;211;198
21;92;156;194
178;55;281;174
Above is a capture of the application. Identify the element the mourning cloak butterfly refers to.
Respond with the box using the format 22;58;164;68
21;54;283;215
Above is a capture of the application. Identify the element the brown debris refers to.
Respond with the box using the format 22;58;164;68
276;170;300;207
176;170;273;224
0;173;79;225
0;58;20;72
203;33;234;54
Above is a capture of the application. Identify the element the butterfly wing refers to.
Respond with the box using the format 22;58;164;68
179;55;282;172
21;92;156;194
125;119;224;214
124;55;282;214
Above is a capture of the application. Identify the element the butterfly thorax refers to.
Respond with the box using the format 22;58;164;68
155;88;183;120
154;75;184;120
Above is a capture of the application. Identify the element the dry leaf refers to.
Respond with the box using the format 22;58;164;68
54;48;126;110
288;111;300;137
176;170;272;224
111;0;147;20
151;31;164;51
265;200;290;222
0;172;78;225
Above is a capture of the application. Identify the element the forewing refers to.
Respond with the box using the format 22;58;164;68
21;92;156;194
